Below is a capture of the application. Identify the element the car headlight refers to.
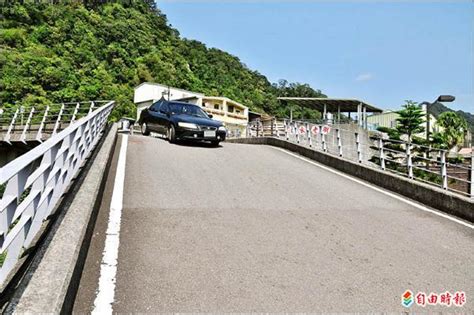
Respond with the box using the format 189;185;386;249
178;122;199;129
218;126;226;132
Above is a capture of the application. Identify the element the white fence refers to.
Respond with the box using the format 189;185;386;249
247;118;473;198
0;101;112;144
0;101;114;287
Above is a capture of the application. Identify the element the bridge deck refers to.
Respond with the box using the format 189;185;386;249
74;134;473;312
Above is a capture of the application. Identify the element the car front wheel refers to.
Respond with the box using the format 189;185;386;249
141;122;150;136
211;140;220;147
168;125;177;143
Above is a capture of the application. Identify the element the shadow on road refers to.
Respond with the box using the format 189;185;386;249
142;134;222;149
174;139;222;149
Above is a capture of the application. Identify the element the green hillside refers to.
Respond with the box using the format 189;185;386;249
0;1;326;121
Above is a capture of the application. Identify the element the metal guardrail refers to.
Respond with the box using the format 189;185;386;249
0;101;114;287
0;101;113;144
247;118;473;198
375;137;473;197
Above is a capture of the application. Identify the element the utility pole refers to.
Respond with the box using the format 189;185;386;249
421;102;431;142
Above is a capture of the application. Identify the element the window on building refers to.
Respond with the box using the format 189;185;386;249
214;104;220;110
236;110;241;114
228;105;234;113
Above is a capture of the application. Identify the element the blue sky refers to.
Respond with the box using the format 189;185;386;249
157;1;473;113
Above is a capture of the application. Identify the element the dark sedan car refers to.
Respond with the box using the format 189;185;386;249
138;98;226;146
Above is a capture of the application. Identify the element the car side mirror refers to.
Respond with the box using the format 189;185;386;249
208;114;213;119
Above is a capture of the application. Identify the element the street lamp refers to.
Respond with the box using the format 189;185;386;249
420;95;455;142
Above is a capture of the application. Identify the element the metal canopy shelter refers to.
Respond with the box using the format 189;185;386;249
277;97;382;113
277;97;383;128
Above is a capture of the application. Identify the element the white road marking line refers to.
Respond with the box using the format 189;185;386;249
271;146;473;229
92;134;128;314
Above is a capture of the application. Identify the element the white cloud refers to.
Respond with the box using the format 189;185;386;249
355;73;374;82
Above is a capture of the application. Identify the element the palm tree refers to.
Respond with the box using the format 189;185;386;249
432;112;468;150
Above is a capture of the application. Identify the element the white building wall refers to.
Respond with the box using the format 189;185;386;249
136;100;153;121
134;82;204;104
367;109;441;138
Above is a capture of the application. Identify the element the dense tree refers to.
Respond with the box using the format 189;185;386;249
432;112;468;150
0;1;325;121
272;79;325;98
271;80;326;119
430;101;474;135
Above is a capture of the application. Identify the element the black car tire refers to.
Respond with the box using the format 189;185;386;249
211;140;220;147
141;122;150;136
168;125;177;143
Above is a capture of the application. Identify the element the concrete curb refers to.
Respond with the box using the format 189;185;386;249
227;137;473;223
13;124;118;313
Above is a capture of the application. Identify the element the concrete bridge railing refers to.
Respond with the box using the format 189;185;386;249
0;101;114;289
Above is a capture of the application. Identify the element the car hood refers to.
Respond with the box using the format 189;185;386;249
171;114;223;127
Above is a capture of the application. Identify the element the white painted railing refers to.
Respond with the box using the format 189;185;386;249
0;101;111;144
0;101;114;287
248;118;474;198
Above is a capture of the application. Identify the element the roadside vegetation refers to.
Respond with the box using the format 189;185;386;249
370;100;469;190
431;112;468;151
380;100;469;151
430;102;474;136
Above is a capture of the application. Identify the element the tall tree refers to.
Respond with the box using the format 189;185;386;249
396;100;425;142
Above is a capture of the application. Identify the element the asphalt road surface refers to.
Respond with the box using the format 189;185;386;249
74;134;473;312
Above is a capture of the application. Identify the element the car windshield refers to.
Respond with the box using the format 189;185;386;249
169;103;209;118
